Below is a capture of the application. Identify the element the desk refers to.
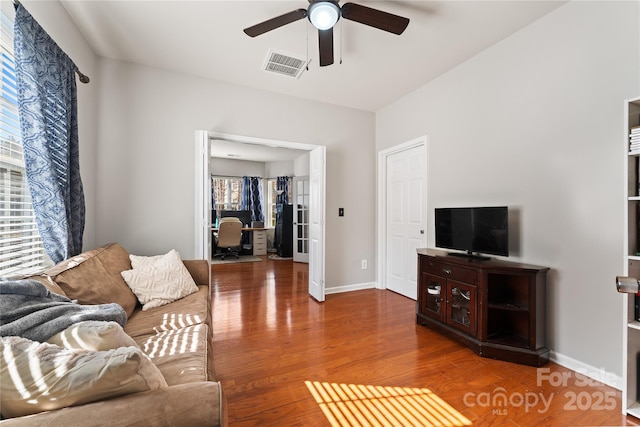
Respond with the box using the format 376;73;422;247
211;227;268;256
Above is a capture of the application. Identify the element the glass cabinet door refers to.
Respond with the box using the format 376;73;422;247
446;280;476;336
420;273;445;322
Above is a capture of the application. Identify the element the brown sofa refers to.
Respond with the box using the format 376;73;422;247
0;243;226;427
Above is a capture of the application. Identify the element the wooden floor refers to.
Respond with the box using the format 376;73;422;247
211;256;638;426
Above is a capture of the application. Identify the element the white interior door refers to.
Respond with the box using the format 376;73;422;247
308;147;326;302
293;176;310;263
385;143;426;300
194;130;211;260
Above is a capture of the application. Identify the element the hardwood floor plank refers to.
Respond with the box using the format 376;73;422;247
211;256;639;426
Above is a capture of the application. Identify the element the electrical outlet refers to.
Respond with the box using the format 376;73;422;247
361;260;367;269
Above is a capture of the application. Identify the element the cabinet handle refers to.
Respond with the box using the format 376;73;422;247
443;268;451;275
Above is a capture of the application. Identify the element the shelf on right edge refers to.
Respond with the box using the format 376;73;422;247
488;303;528;312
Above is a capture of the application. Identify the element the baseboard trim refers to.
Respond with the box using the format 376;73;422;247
325;282;376;295
549;350;622;390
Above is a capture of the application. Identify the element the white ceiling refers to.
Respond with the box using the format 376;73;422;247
61;0;566;113
59;0;565;162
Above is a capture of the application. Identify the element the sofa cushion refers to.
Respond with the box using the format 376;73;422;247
134;324;210;385
46;320;139;351
45;243;138;317
0;382;226;427
121;250;198;311
124;285;210;339
0;336;167;418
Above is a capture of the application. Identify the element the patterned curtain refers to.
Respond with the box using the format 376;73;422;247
14;4;85;263
241;177;264;222
276;176;290;205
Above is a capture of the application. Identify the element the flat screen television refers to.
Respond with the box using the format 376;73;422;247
435;206;509;259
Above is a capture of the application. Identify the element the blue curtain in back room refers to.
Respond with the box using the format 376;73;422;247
241;177;264;222
13;4;85;263
276;176;289;205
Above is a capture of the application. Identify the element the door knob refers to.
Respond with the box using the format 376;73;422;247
420;230;424;234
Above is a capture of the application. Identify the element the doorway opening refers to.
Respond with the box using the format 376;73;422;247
195;131;326;301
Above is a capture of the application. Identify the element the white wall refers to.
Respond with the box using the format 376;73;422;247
266;160;295;178
211;158;265;178
376;0;639;380
293;152;311;177
211;158;300;180
96;58;375;290
15;0;99;250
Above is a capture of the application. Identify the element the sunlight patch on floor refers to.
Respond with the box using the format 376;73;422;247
305;381;472;427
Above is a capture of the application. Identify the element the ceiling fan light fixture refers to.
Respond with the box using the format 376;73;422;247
308;1;340;30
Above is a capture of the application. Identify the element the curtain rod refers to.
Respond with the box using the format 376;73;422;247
211;175;292;180
13;0;90;84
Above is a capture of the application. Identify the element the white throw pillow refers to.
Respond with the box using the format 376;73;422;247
121;249;198;311
0;336;167;418
129;253;164;269
47;320;139;351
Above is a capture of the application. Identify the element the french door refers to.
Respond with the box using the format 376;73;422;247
293;176;310;263
308;147;325;302
195;130;211;260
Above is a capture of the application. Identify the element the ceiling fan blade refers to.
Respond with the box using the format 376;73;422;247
243;9;307;37
318;28;334;67
341;2;410;35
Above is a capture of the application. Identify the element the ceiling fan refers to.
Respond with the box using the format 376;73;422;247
243;1;410;67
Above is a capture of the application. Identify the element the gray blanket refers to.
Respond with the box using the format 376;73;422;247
0;279;127;342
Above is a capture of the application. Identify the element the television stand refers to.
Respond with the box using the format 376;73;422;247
447;251;490;261
416;248;549;366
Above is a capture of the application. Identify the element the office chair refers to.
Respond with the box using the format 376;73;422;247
214;217;243;260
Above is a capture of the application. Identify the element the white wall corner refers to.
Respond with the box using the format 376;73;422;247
549;350;623;391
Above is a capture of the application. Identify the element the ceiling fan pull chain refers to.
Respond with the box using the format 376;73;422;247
339;18;343;65
306;22;309;70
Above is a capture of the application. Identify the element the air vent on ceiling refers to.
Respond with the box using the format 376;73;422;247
263;49;309;79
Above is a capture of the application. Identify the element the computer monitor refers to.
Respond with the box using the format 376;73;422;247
220;210;252;227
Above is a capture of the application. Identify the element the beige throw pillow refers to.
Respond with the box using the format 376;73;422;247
46;321;139;351
121;250;198;311
44;243;138;317
0;336;167;418
129;253;164;269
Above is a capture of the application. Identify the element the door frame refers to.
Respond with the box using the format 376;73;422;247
376;135;428;291
195;131;325;300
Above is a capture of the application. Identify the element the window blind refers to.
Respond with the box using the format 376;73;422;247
212;176;243;212
0;11;51;276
